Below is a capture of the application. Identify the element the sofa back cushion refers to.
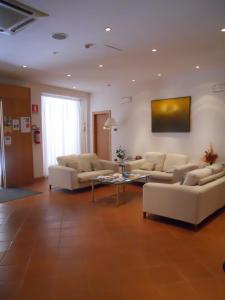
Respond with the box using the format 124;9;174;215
163;153;189;172
144;152;166;171
140;161;154;171
205;163;223;174
79;153;98;161
78;153;98;172
57;154;78;167
91;160;103;171
183;168;212;186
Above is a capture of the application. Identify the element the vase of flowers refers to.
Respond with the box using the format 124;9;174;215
116;146;126;162
202;145;218;165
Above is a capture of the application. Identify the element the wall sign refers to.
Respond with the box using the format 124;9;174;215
12;119;20;131
4;136;12;146
20;117;31;133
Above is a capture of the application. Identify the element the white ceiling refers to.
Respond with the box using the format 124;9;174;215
0;0;225;92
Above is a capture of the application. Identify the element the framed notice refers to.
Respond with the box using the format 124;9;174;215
4;136;12;146
12;119;20;131
20;117;31;133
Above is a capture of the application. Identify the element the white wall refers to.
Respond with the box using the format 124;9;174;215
0;77;90;178
90;69;225;163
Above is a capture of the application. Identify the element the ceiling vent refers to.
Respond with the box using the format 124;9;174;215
0;0;48;35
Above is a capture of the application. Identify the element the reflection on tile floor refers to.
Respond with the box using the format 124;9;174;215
0;179;225;300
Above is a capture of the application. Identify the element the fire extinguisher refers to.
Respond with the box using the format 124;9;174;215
33;127;41;144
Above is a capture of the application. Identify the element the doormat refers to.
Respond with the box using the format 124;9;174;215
0;188;41;203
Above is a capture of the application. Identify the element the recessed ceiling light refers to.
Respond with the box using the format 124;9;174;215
99;64;103;68
52;32;68;40
72;86;77;89
132;79;136;82
152;49;157;52
195;65;200;69
157;73;162;77
67;74;72;77
221;28;225;32
52;51;59;55
22;65;28;68
105;27;112;32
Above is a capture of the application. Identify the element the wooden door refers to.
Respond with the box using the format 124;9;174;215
0;84;34;187
93;111;111;160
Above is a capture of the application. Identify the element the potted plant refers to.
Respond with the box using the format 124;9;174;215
202;145;218;165
116;146;126;163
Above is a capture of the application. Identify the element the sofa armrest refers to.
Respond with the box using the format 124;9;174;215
173;163;199;183
48;165;79;190
99;160;119;172
125;159;145;172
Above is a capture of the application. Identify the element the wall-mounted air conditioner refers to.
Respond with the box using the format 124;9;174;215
0;0;48;35
212;83;225;93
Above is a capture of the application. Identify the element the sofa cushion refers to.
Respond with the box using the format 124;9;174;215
132;169;173;181
78;157;92;172
66;160;79;170
144;152;166;171
183;168;213;186
140;162;154;171
206;163;223;174
79;153;98;161
198;170;225;185
163;153;188;172
57;154;78;167
91;160;103;171
78;170;113;182
149;171;173;181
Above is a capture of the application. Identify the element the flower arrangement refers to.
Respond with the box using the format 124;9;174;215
202;145;218;165
116;146;126;161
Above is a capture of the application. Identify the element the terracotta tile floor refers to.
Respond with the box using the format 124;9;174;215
0;179;225;300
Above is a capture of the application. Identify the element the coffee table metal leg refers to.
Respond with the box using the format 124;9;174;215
91;181;95;202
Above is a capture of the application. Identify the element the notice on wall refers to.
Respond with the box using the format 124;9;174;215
12;119;20;131
20;117;31;133
4;125;12;134
4;136;12;146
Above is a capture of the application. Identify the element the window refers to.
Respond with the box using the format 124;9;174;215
42;95;81;176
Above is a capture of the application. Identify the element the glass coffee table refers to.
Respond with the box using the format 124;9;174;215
91;172;149;206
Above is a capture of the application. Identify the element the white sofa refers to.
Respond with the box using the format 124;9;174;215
125;152;198;183
143;166;225;226
48;153;118;191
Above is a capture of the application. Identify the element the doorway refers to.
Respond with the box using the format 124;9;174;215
93;111;111;160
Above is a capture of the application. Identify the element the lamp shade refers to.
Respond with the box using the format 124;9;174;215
103;117;118;129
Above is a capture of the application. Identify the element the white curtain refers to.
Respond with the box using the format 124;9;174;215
42;95;81;176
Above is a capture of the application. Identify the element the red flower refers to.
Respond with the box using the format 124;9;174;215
202;145;218;165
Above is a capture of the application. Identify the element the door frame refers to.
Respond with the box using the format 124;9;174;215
92;110;112;160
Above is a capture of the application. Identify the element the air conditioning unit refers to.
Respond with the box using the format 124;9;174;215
212;83;225;93
0;0;48;35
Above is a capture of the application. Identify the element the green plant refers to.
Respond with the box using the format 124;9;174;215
116;146;126;160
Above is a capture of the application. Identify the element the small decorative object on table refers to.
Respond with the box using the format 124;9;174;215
202;144;218;165
135;155;142;160
116;146;126;163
